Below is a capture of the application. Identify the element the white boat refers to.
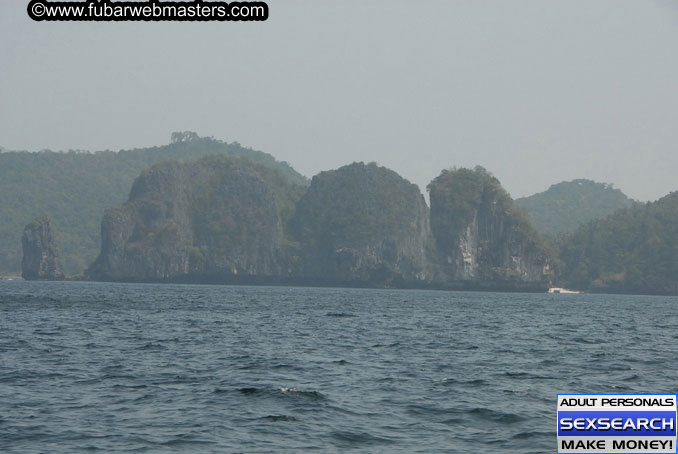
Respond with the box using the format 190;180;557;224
548;287;581;294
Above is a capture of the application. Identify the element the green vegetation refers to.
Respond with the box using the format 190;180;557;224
427;166;542;249
0;133;307;275
188;155;305;251
87;154;304;281
4;131;676;295
292;162;424;248
558;192;678;295
289;162;432;285
196;154;305;233
428;166;551;284
515;179;633;238
427;166;513;231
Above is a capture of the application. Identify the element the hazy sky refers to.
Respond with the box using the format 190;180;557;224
1;0;677;201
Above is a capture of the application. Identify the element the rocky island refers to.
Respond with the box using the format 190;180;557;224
428;167;552;290
21;216;64;281
87;158;553;291
86;156;303;283
291;162;434;287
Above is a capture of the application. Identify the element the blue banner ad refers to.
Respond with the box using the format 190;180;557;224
557;394;677;454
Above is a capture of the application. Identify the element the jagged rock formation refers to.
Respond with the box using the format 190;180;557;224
428;167;551;290
88;159;556;291
21;216;64;280
87;156;297;282
290;162;433;287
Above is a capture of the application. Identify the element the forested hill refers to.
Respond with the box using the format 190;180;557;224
558;191;678;295
515;179;634;237
0;132;308;275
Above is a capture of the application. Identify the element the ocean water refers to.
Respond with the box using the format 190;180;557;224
1;281;677;453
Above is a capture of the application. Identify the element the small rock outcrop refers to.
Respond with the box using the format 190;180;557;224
291;162;433;287
87;156;290;282
428;167;551;290
21;216;64;280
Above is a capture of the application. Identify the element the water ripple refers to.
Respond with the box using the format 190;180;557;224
1;281;676;453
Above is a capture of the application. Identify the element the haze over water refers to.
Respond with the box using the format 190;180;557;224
2;281;677;453
2;1;678;201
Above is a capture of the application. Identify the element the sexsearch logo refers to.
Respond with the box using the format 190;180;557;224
557;394;677;453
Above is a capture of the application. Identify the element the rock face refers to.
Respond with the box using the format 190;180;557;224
87;158;554;291
291;162;433;286
87;156;286;282
428;167;551;290
21;216;64;280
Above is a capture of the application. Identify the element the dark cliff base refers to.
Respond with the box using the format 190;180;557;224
85;273;550;293
435;280;550;293
40;276;678;296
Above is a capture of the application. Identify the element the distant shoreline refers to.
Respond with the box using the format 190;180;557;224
9;275;678;297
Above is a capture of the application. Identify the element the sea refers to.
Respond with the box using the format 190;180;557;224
1;281;677;453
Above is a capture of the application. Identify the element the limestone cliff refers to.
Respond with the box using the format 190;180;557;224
87;156;293;282
21;216;64;280
290;162;433;287
428;167;551;290
86;159;553;291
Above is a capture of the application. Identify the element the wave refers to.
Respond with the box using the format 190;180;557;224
254;415;301;422
279;386;326;400
330;430;396;447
